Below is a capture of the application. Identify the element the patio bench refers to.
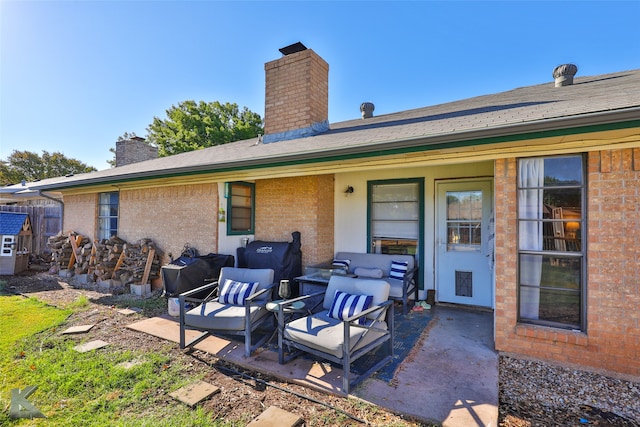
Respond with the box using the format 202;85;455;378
333;252;418;314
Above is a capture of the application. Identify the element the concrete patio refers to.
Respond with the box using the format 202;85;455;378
127;304;498;426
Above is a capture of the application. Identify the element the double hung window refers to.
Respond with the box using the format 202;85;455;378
98;192;119;240
517;155;585;330
227;182;255;235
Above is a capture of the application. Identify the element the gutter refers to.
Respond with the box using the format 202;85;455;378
28;107;640;192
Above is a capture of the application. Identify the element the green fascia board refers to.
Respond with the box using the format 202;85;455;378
43;119;640;192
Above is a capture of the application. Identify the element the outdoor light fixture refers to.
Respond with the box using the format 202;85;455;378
344;186;354;196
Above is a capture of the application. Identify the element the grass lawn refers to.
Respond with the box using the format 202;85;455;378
0;288;226;426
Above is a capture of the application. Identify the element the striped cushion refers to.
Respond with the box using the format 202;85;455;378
329;291;373;325
389;260;409;280
332;259;351;269
219;279;259;306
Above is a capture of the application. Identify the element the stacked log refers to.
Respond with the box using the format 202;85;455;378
47;232;90;271
47;233;162;286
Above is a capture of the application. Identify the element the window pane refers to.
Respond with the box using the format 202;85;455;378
519;255;581;326
543;156;583;186
228;183;254;234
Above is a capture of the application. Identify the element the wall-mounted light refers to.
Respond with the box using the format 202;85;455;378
344;186;354;196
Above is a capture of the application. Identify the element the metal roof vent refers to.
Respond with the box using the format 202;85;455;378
360;102;375;119
553;63;578;87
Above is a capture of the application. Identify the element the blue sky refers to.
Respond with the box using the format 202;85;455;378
1;1;639;171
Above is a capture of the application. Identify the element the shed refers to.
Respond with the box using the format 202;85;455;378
0;212;33;274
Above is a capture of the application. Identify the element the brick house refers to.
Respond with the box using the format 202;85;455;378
4;43;639;379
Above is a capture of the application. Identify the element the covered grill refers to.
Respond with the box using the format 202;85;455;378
237;231;302;296
161;252;235;299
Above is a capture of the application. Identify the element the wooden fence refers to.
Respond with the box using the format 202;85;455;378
0;204;62;255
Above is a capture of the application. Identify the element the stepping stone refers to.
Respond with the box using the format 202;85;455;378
247;406;303;427
118;308;141;316
73;340;109;353
62;324;95;334
169;381;220;407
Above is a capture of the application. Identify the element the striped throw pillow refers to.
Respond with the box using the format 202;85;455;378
389;260;409;280
219;279;259;306
329;291;373;325
332;259;351;269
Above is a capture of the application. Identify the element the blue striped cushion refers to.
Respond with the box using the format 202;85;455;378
389;260;409;280
219;279;259;306
329;291;373;324
332;259;351;269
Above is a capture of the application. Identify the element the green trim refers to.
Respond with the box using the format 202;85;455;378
367;178;425;290
46;119;640;192
226;182;255;236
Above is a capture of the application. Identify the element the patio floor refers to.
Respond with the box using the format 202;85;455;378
127;304;498;426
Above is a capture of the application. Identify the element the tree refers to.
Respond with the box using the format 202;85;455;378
146;100;263;156
0;150;97;186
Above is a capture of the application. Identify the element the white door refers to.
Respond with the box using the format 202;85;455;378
435;180;493;308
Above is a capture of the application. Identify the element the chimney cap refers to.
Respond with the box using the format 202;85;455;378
360;102;375;119
279;41;307;56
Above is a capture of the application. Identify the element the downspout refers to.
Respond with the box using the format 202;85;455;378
37;191;64;235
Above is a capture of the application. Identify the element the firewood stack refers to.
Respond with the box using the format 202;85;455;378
48;233;162;286
48;232;90;271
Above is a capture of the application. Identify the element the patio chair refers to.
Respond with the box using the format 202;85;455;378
277;275;394;394
178;267;276;357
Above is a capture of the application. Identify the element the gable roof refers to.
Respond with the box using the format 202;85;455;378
0;212;30;235
10;68;640;192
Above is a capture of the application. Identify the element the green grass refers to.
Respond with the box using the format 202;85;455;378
0;292;232;426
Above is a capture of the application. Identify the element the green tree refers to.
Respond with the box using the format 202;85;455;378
0;150;96;185
146;100;263;156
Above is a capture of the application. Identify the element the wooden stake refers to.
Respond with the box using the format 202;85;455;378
141;249;155;285
68;234;82;270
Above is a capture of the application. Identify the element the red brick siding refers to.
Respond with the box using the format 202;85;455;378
495;149;640;377
119;183;218;263
255;175;334;267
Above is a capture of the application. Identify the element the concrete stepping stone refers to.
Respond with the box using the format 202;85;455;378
247;406;303;427
62;324;95;334
169;381;220;407
118;307;142;315
73;340;109;353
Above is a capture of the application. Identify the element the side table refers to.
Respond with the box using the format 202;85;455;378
265;300;306;349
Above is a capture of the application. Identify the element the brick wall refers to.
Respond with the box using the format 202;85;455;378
119;183;218;263
115;139;158;167
494;149;640;377
264;49;329;136
63;193;97;239
255;175;334;267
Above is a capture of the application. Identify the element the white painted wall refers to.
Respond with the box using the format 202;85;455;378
217;182;253;265
334;161;494;299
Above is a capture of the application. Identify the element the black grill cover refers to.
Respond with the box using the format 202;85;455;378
239;231;302;296
161;253;235;298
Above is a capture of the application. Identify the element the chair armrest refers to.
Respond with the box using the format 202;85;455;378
343;299;392;323
179;281;219;303
279;291;325;307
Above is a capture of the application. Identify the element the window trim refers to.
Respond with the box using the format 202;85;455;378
97;191;119;241
226;181;255;235
516;154;587;331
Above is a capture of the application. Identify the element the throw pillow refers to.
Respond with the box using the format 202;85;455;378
329;290;373;324
389;260;409;280
219;279;259;306
332;259;351;269
354;267;384;279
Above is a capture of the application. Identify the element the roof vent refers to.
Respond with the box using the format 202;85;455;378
279;41;307;56
553;63;578;87
360;102;375;119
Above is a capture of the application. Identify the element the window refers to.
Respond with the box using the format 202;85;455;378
517;155;585;330
368;179;423;256
227;182;254;235
98;192;119;240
